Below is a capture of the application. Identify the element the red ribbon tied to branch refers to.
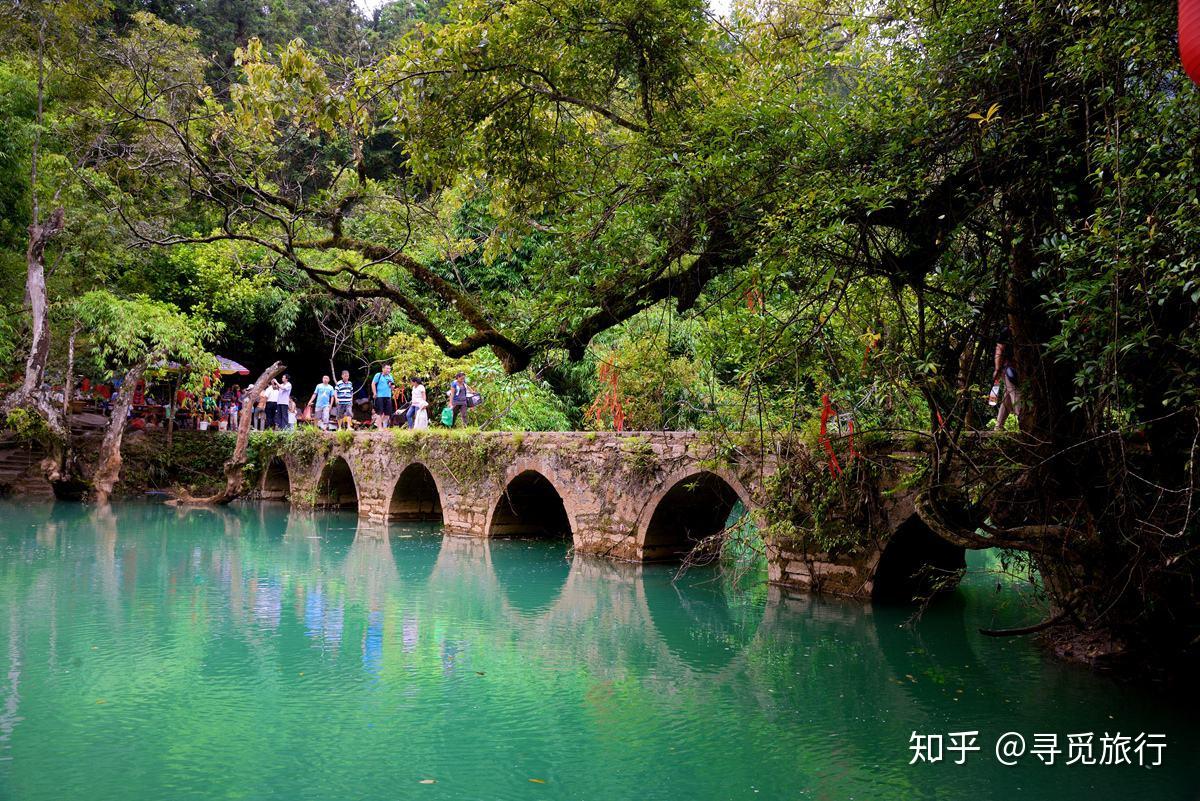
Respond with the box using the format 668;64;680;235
1183;0;1200;85
819;394;859;477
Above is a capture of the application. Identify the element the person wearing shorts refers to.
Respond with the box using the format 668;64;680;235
335;370;354;425
308;376;335;430
371;364;396;429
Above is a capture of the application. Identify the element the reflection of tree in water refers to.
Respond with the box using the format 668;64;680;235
89;505;120;608
641;566;764;673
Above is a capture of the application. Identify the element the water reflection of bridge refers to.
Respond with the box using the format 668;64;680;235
0;501;1049;787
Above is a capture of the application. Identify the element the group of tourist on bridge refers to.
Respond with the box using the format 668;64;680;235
236;365;484;433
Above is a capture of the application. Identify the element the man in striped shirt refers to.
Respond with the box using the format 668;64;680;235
335;370;355;426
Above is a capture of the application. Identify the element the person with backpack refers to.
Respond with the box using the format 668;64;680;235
991;326;1022;430
371;364;396;429
447;371;472;427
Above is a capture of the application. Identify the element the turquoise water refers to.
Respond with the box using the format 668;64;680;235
0;502;1195;800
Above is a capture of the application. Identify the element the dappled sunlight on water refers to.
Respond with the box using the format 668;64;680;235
0;502;1195;800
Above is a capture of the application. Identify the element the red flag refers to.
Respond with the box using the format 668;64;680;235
1183;0;1200;85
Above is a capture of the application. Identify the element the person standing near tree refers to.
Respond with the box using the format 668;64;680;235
308;375;335;431
253;389;267;431
264;380;279;430
992;327;1021;430
335;370;354;427
371;364;396;429
275;374;293;430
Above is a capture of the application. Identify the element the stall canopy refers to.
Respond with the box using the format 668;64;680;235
157;356;251;376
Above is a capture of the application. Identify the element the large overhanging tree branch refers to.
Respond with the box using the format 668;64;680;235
90;12;754;373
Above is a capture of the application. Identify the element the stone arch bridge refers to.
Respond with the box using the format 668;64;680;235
255;431;963;601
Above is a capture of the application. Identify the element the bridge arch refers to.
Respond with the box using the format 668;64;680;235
316;455;359;510
637;468;755;562
387;462;445;523
485;462;577;543
870;514;965;603
260;456;291;501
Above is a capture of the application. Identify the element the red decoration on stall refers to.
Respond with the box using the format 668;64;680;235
1183;0;1200;85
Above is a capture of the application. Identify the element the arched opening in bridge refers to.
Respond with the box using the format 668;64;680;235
261;457;290;501
488;470;572;541
316;456;358;511
388;463;443;522
642;472;743;562
871;515;966;603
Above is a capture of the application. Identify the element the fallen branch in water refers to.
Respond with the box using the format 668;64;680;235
979;608;1070;637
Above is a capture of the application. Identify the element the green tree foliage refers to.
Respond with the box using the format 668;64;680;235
383;331;572;430
75;291;218;380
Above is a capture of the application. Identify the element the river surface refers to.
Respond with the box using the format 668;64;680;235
0;502;1195;800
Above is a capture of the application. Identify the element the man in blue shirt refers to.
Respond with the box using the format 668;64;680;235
371;364;396;429
308;375;336;430
334;370;354;426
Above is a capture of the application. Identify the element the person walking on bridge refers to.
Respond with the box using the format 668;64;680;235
308;375;335;430
264;380;280;430
409;376;429;430
448;372;472;427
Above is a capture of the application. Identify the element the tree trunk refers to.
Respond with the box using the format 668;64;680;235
18;20;62;400
91;362;147;505
0;21;68;483
175;361;285;506
62;325;77;420
19;209;64;397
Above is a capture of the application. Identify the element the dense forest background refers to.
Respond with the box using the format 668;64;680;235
0;0;1197;664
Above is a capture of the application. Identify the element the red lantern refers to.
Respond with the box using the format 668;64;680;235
1183;0;1200;85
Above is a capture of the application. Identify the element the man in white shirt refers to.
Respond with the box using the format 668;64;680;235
275;374;293;430
264;382;280;430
